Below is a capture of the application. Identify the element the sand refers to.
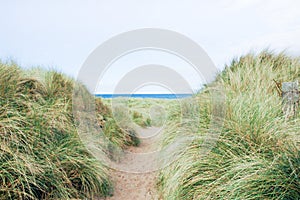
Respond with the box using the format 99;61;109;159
102;127;163;200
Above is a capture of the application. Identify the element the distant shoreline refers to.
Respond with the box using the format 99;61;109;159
95;94;194;99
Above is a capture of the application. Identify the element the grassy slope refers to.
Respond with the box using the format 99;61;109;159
159;51;300;199
0;62;137;199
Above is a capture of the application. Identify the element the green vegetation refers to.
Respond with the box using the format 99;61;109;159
0;61;137;199
95;98;140;148
102;98;176;128
1;50;299;200
132;111;151;127
158;51;300;199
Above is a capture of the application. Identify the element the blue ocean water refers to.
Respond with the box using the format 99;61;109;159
95;94;193;99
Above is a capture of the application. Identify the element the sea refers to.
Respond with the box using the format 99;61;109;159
95;94;193;99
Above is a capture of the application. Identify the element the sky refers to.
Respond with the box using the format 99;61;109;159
1;0;300;93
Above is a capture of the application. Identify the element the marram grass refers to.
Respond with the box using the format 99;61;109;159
158;51;300;200
0;62;137;199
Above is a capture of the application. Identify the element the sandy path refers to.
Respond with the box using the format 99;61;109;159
103;127;162;200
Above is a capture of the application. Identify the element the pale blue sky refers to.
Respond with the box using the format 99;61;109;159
1;0;300;93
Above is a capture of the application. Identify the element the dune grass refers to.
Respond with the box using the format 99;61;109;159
102;98;177;128
158;51;300;199
0;62;137;199
1;50;299;199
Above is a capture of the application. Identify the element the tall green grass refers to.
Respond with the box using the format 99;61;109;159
158;51;300;199
0;61;136;199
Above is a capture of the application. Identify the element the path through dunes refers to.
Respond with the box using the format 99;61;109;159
103;127;163;200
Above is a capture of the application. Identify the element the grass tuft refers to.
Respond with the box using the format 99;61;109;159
158;51;300;200
0;62;135;199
